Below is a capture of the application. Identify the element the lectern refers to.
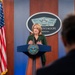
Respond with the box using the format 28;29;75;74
17;44;51;75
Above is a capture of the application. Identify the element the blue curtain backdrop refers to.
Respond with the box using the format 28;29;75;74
14;0;29;75
58;0;74;58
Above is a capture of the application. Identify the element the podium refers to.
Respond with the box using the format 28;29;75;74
17;44;51;75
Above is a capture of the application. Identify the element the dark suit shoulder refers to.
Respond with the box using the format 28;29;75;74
37;51;75;75
50;53;75;68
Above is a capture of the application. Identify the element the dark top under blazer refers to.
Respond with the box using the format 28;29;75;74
36;49;75;75
27;34;47;66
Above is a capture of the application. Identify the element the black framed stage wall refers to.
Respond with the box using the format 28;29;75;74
2;0;75;75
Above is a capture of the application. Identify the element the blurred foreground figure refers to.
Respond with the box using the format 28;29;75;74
36;14;75;75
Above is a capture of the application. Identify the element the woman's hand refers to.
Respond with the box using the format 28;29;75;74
37;41;42;45
28;40;33;44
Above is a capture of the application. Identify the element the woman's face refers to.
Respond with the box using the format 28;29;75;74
33;26;39;35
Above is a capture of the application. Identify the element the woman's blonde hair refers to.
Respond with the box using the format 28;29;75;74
31;24;42;35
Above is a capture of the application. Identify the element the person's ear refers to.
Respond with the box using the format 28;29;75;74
61;36;67;46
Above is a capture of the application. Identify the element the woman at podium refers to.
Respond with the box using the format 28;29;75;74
26;24;47;75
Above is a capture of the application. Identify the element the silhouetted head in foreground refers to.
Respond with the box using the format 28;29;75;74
61;14;75;53
36;14;75;75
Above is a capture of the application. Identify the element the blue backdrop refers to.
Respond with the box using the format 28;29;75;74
14;0;29;75
14;0;74;75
